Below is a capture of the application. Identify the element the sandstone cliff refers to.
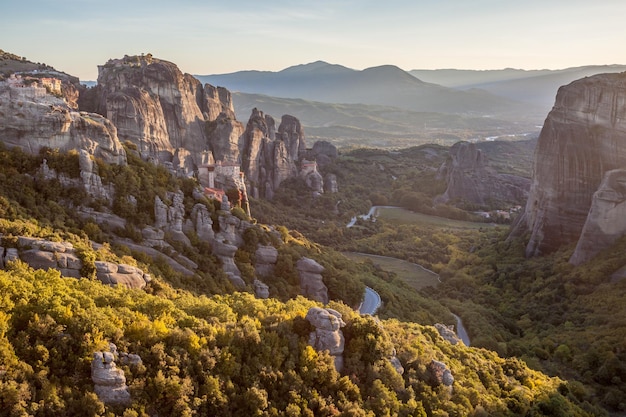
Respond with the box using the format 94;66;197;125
95;54;242;173
241;109;307;199
511;72;626;257
0;79;126;165
436;141;529;209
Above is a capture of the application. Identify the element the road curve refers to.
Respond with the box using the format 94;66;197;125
359;286;381;315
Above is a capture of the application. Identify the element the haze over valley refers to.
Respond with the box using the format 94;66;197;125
2;1;626;415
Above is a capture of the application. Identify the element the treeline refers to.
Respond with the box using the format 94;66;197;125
0;262;596;416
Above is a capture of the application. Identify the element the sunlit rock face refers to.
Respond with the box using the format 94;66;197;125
511;72;626;257
0;81;126;164
240;109;306;199
96;54;241;171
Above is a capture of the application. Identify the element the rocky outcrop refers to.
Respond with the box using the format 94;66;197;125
428;360;454;388
95;261;152;289
241;109;307;199
255;245;278;277
309;140;338;168
436;141;530;209
511;73;626;257
324;173;338;193
570;169;626;264
297;257;329;304
435;323;462;345
79;149;113;199
154;191;192;246
0;80;126;165
95;54;241;173
1;236;151;288
92;351;131;406
305;307;346;371
253;279;270;299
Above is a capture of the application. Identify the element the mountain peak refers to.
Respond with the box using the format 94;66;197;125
280;61;353;75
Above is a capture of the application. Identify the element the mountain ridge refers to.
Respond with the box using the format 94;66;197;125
196;61;534;117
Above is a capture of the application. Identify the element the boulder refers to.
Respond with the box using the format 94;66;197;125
324;173;338;193
434;323;461;345
190;203;214;242
92;351;131;406
297;257;328;304
255;245;278;277
428;359;454;387
19;249;58;270
253;279;270;299
305;307;346;371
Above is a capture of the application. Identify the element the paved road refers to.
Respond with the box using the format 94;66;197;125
359;286;381;315
452;313;471;346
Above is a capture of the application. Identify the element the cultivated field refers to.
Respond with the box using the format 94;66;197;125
376;207;499;230
343;252;441;290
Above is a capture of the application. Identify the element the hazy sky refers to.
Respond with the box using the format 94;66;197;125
3;0;625;81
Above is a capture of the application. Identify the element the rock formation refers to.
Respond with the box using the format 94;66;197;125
570;169;626;264
241;109;307;199
511;72;626;257
296;257;329;304
95;261;152;289
305;307;346;371
324;173;338;193
253;279;270;299
0;236;151;288
0;77;126;165
255;245;278;277
95;54;241;173
428;360;454;388
92;351;131;406
435;323;462;345
436;141;530;209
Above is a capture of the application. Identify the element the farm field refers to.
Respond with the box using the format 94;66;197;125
343;251;441;290
376;206;501;230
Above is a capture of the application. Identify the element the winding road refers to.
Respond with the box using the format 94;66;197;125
359;286;382;315
352;206;471;345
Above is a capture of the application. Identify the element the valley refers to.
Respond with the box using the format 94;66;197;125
0;49;625;416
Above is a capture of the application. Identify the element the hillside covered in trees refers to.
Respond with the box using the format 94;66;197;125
0;141;600;416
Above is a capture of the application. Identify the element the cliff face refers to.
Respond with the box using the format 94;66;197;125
0;80;126;165
240;109;306;199
436;141;529;209
96;54;241;172
512;72;626;257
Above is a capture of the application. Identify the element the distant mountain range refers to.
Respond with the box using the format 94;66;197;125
198;62;626;120
196;61;536;118
410;65;626;111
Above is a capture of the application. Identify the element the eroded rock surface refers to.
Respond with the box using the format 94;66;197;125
92;351;131;406
305;307;345;371
241;109;306;199
436;141;529;208
297;257;328;304
96;54;240;172
428;359;454;387
435;323;462;346
570;169;626;264
0;78;126;165
511;72;626;256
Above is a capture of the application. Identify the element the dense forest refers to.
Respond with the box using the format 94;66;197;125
0;139;617;416
253;141;626;414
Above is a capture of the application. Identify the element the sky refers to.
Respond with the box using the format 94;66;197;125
2;0;626;81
